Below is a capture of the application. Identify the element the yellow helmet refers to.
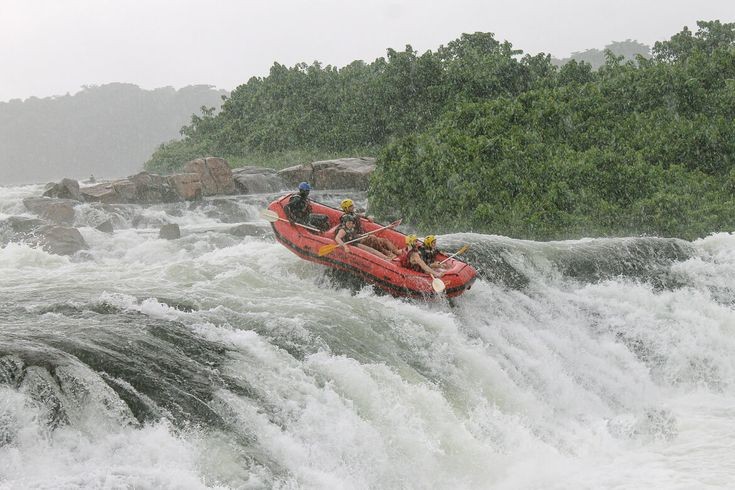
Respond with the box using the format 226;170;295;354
340;199;354;212
405;234;418;246
424;235;436;248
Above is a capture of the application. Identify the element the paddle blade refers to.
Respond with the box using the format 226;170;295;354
318;243;338;256
456;244;469;255
432;277;446;293
260;209;279;222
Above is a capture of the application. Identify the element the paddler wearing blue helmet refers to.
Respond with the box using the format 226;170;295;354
284;182;330;232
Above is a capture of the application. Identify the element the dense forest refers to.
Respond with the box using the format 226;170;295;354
147;20;735;240
0;83;226;184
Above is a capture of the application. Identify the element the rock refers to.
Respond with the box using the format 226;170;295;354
110;179;137;202
277;163;313;188
80;183;123;204
183;157;235;196
232;166;285;194
23;197;77;225
167;173;202;201
35;225;88;255
131;214;169;229
0;216;45;246
277;157;376;190
128;171;178;203
159;223;181;240
312;157;376;190
227;223;270;237
95;220;114;233
42;178;81;201
2;216;45;234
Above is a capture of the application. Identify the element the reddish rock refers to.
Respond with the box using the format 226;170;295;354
80;183;122;204
183;157;235;196
167;173;202;201
23;197;77;225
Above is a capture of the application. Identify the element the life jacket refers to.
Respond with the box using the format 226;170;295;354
285;193;312;222
420;246;438;264
399;248;422;272
335;223;358;243
340;212;364;234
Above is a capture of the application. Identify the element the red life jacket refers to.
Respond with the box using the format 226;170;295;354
399;248;422;272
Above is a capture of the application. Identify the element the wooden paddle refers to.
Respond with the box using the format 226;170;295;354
439;244;470;265
260;209;321;232
318;219;402;257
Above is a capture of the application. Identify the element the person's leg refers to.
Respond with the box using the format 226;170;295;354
356;243;389;260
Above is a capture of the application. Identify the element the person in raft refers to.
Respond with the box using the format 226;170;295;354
284;182;330;232
339;198;400;259
400;234;444;278
419;235;449;271
334;214;392;260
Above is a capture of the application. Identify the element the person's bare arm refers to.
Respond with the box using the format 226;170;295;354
335;229;350;252
410;253;439;277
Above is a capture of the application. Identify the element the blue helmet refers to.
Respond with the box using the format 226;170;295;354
298;182;311;191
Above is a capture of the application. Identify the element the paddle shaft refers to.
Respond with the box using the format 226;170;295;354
439;245;469;265
261;209;321;232
340;219;401;246
319;219;402;256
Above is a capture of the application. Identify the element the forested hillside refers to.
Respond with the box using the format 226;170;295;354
0;83;226;184
147;20;735;240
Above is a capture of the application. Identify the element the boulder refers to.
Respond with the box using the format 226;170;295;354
23;197;77;225
0;216;45;246
35;225;88;255
277;163;313;188
183;157;235;196
312;157;376;190
131;214;169;229
232;166;285;194
128;171;178;203
277;157;376;190
167;173;202;201
2;216;45;234
228;223;270;238
80;183;123;204
95;220;114;233
42;178;81;201
159;223;181;240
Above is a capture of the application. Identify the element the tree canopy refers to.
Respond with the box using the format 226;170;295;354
147;20;735;240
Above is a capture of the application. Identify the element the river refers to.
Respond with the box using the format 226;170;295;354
1;183;734;489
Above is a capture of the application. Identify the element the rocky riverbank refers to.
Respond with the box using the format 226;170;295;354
1;157;375;255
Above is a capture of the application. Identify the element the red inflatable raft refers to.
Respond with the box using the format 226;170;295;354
266;195;476;299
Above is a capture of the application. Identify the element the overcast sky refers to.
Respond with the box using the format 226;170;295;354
1;0;731;102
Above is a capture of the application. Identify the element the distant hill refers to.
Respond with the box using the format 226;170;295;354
0;83;227;184
552;39;651;69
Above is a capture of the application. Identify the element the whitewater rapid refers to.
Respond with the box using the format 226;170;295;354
1;183;734;489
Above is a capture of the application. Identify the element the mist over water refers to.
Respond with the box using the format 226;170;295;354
1;183;735;489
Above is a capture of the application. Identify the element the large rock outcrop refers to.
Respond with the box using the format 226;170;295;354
277;157;376;190
183;157;235;196
129;172;179;203
232;166;285;194
34;225;88;255
42;178;81;201
22;197;77;225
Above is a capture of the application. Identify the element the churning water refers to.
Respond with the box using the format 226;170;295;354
1;183;734;489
